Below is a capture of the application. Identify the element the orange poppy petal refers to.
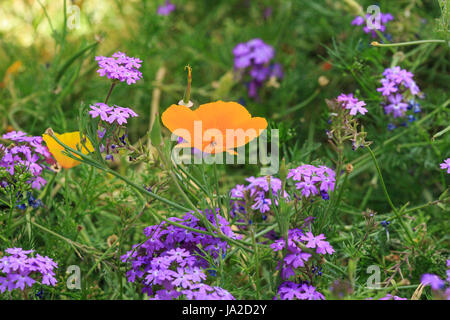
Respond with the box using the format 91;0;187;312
42;131;93;169
161;104;200;144
161;101;268;154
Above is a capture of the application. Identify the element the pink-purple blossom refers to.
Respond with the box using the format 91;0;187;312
157;1;175;16
89;103;138;125
287;164;336;199
337;93;368;116
95;52;143;85
440;158;450;174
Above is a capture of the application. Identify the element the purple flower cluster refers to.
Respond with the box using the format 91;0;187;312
420;260;450;300
271;226;333;300
157;0;175;16
1;131;51;190
377;67;422;127
271;228;334;280
95;52;143;85
121;209;239;300
0;248;58;293
232;39;283;98
287;164;336;199
337;93;368;116
229;176;289;220
89;103;138;126
275;281;325;300
440;158;450;174
351;12;394;38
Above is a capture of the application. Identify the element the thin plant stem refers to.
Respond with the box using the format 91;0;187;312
366;146;414;244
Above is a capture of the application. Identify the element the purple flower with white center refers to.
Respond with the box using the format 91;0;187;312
157;0;175;16
440;158;450;174
95;52;142;85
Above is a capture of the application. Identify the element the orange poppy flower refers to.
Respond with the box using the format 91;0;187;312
161;100;267;154
42;131;93;169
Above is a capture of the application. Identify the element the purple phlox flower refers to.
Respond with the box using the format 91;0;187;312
95;52;143;84
300;232;335;255
347;100;368;115
89;103;113;121
89;103;138;125
377;79;398;96
440;158;450;174
296;176;319;198
121;209;239;299
0;248;58;293
284;252;312;268
251;195;271;213
385;93;408;118
337;93;368;116
157;0;176;16
2;131;28;141
351;16;365;26
421;274;446;290
1;132;49;190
